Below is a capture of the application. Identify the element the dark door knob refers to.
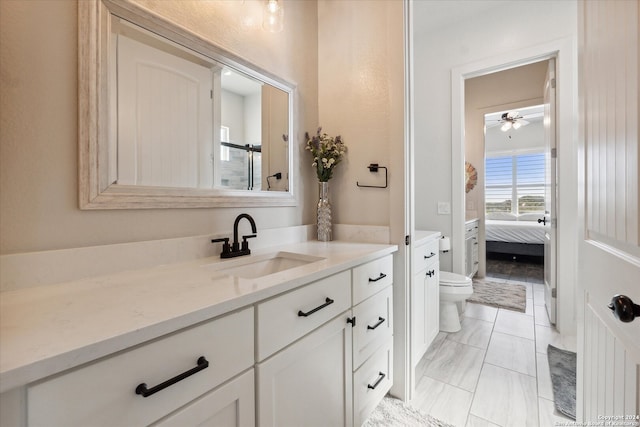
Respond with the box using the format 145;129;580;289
608;295;640;323
538;217;547;225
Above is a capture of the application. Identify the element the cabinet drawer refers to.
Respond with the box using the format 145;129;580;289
257;270;351;361
352;286;393;369
353;338;393;427
413;239;439;273
465;220;479;236
27;307;254;427
352;255;393;305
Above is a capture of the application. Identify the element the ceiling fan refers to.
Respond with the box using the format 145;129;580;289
497;111;529;132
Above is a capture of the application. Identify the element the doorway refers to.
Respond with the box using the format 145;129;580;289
483;103;546;281
463;60;557;324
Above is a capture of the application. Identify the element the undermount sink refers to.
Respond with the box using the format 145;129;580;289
205;251;325;279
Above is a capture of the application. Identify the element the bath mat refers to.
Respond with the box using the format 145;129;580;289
548;344;577;420
363;396;454;427
467;279;526;312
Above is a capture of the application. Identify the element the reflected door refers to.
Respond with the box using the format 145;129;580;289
116;34;213;188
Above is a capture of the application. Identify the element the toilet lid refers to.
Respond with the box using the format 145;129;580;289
440;271;472;287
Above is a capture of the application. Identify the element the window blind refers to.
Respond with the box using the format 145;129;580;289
485;152;545;214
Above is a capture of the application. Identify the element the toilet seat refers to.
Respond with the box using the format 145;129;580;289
439;271;472;287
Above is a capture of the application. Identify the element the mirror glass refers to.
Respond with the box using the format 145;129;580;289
79;0;295;209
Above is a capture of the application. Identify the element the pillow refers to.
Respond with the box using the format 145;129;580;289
486;212;517;221
518;212;544;221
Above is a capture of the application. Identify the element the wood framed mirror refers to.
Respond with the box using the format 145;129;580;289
79;0;296;209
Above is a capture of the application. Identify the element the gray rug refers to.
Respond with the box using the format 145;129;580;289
548;345;577;420
467;279;527;312
364;396;454;427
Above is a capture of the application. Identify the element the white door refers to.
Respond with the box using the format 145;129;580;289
543;58;558;325
116;31;213;188
578;0;639;420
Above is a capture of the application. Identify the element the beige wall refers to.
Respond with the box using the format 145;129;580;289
0;0;319;254
317;0;405;228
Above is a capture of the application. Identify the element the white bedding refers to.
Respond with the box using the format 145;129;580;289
485;219;546;244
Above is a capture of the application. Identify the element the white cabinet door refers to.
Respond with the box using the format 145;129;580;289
153;369;254;427
424;268;439;348
412;258;439;363
257;314;353;427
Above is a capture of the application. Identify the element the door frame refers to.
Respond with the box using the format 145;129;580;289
451;36;578;338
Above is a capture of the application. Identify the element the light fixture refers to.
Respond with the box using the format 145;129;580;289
263;0;283;33
499;111;528;132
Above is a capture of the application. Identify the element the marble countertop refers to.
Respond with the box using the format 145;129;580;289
0;240;397;393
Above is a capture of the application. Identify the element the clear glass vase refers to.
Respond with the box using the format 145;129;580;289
317;181;332;241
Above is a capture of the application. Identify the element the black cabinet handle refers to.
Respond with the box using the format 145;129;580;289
424;252;436;259
426;270;435;277
367;317;386;330
538;217;547;225
135;356;208;398
369;273;387;282
367;372;386;390
298;297;334;317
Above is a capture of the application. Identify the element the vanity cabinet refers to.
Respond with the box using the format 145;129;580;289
412;235;440;363
465;219;479;278
13;250;396;427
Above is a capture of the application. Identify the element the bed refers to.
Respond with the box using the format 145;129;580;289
485;215;546;257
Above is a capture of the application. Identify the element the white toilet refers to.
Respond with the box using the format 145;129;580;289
439;271;474;333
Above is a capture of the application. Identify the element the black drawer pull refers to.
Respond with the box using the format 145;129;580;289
369;273;387;282
367;372;386;390
424;252;436;259
135;356;208;398
426;270;435;277
298;297;334;317
367;317;386;330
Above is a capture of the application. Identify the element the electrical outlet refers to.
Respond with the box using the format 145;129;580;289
438;202;451;215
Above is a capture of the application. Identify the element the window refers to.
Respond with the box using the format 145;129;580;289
485;152;545;214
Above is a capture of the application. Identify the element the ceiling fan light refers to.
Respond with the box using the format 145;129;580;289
501;122;511;132
512;121;521;130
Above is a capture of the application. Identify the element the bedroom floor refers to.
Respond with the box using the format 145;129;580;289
485;253;544;283
411;278;573;426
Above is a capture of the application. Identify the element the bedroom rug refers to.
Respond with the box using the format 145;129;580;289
467;279;527;312
363;396;454;427
548;344;577;420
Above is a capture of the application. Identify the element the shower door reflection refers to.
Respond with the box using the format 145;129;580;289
219;143;262;191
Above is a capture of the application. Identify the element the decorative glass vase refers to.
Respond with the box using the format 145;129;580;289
317;181;332;241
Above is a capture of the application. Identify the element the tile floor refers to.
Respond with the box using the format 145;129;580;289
411;274;574;426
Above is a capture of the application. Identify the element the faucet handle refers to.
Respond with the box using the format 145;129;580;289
211;237;231;256
241;234;257;252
